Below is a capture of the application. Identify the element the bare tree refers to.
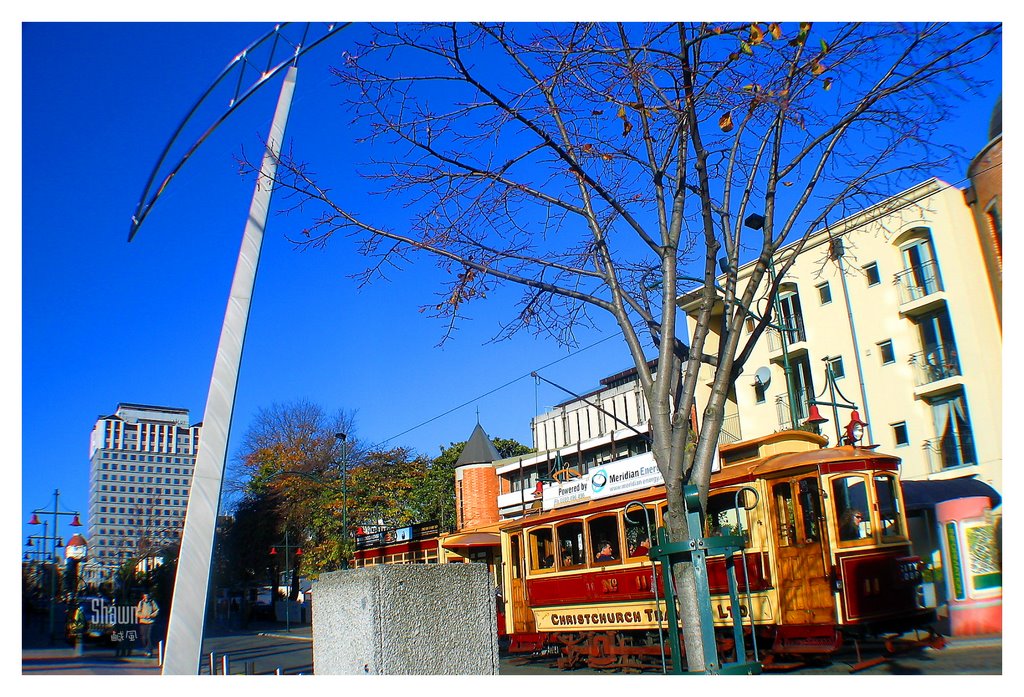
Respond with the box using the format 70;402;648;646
249;22;999;669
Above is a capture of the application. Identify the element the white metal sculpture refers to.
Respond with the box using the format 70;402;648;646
161;66;297;675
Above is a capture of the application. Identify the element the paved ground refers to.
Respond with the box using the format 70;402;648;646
200;621;313;674
22;612;1002;676
22;615;162;676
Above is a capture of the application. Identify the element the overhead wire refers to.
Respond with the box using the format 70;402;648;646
378;161;1002;450
379;333;619;446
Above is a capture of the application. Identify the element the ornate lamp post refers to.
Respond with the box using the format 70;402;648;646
25;526;59;614
29;489;82;643
804;356;870;447
269;532;302;633
335;432;350;568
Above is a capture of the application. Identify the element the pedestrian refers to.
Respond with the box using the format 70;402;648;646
136;592;160;657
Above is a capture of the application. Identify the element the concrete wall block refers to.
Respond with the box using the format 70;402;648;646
312;563;498;675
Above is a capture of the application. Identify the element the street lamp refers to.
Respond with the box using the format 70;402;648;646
269;531;302;633
25;524;59;614
335;432;349;568
29;489;82;643
743;212;802;429
804;357;870;446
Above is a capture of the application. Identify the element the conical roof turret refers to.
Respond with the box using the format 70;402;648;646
455;422;501;467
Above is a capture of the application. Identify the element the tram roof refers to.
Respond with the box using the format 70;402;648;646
714;443;900;485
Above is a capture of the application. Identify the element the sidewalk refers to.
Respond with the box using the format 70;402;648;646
22;646;162;676
22;616;315;675
22;613;161;675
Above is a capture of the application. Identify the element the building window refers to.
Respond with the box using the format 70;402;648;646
897;234;942;302
892;422;909;447
754;382;766;404
927;391;977;470
878;340;895;365
985;201;1002;255
863;262;881;286
827;356;845;380
816;281;832;305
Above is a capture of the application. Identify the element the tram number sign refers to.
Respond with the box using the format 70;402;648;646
598;574;652;594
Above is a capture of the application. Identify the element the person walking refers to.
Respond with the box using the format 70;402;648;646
135;593;160;657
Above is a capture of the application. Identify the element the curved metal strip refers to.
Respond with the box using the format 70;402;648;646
128;22;348;241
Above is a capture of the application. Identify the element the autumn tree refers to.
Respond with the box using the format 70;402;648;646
253;22;999;667
230;399;362;576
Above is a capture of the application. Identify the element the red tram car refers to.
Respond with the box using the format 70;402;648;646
497;430;940;670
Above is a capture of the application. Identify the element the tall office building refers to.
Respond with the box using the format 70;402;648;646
87;403;201;576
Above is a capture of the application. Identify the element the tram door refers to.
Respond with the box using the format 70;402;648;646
507;533;536;634
768;475;835;625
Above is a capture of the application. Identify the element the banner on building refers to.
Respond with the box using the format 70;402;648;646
542;452;662;510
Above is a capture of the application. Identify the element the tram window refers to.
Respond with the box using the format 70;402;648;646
705;491;751;546
832;476;872;542
625;505;656;557
874;475;904;539
528;527;555;571
773;483;797;547
588;514;622;564
798;478;823;542
510;535;523;580
556;521;586;569
657;502;669;529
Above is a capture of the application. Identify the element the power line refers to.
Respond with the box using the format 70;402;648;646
380;333;619;447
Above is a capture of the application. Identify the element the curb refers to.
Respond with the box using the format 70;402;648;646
941;635;1003;650
256;632;313;642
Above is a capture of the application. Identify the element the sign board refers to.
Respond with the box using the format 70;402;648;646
541;452;662;511
532;594;772;632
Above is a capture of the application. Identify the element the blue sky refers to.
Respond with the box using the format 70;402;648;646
18;21;1002;554
18;22;640;542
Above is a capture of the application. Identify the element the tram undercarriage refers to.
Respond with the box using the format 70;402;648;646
512;623;945;673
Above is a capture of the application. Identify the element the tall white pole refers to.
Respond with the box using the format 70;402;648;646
162;66;298;675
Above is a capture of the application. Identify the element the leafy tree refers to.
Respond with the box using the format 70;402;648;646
216;494;280;590
229;400;362;576
346;447;429;528
253;22;1000;667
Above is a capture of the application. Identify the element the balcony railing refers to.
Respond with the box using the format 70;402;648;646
894;260;943;305
719;413;742;445
909;345;962;387
766;321;807;352
775;389;810;431
923;431;978;473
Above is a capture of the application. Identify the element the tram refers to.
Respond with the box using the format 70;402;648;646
497;430;940;670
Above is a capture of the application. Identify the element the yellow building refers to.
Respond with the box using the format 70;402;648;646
682;178;1002;494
